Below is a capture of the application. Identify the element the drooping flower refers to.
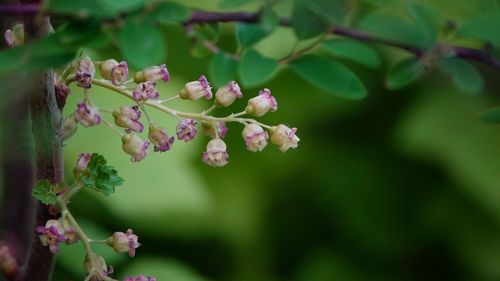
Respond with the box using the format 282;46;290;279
245;88;278;117
202;139;229;167
60;217;80;244
54;73;71;108
61;116;78;141
74;103;101;127
176;119;198;142
133;81;160;102
242;124;269;152
270;124;300;152
215;81;243;107
99;59;129;86
73;152;91;179
106;229;140;257
124;275;156;281
179;75;213;100
148;123;174;152
112;106;144;133
84;254;113;281
134;64;170;83
36;220;66;254
121;134;149;162
4;23;23;48
202;121;228;139
72;56;95;89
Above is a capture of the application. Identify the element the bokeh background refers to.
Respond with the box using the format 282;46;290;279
3;0;500;281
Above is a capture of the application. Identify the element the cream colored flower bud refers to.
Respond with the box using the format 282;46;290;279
270;124;300;152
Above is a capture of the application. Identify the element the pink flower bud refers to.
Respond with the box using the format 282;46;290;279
100;59;129;86
72;56;95;89
112;106;144;133
202;139;229;167
84;254;113;280
124;275;156;281
134;64;170;83
202;121;228;139
179;75;212;100
61;116;78;141
73;152;91;179
245;88;278;117
133;81;160;102
4;24;23;48
148;123;174;152
242;124;269;152
36;220;66;254
0;245;18;277
54;73;71;108
122;134;149;162
74;103;101;127
176;119;197;142
215;81;243;107
270;124;300;152
107;229;140;257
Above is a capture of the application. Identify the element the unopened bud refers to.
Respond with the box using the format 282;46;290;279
122;134;149;162
134;64;169;83
179;75;212;100
245;88;277;117
112;106;144;133
242;124;268;152
72;56;95;89
270;124;300;152
73;152;91;179
100;59;129;86
106;229;140;257
74;103;101;127
215;81;243;107
202;139;229;167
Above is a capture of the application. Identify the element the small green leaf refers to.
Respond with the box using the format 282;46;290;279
406;2;440;46
438;57;484;94
98;0;145;12
457;14;500;46
238;49;278;87
261;8;279;33
386;58;424;90
209;53;238;87
218;0;257;9
296;0;346;23
48;0;117;18
32;180;57;205
151;2;191;24
290;0;331;40
237;24;269;48
191;23;220;42
322;39;381;68
119;16;167;69
359;11;428;48
479;107;500;123
289;55;368;100
81;153;124;196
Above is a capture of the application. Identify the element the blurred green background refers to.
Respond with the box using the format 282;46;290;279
3;0;500;280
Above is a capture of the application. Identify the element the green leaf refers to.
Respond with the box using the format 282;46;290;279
191;23;220;42
385;58;424;90
406;2;440;46
290;0;331;40
119;16;167;69
261;8;279;33
289;55;368;100
479;107;500;123
238;49;278;87
359;11;428;48
457;14;500;46
48;0;117;18
237;24;269;48
151;2;191;24
322;39;381;68
32;180;57;205
296;0;346;23
81;153;124;196
98;0;145;12
438;57;484;94
209;53;238;87
218;0;257;9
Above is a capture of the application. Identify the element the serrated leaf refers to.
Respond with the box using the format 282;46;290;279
209;53;238;87
479;107;500;123
237;23;269;48
457;14;500;46
32;180;57;205
238;49;278;87
289;55;368;100
81;153;124;196
438;57;484;94
359;11;428;48
119;16;167;69
322;39;381;68
151;2;191;24
385;58;424;90
406;2;440;46
290;0;331;40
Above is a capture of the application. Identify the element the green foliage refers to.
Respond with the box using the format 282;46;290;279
290;0;331;40
218;0;256;9
385;58;424;90
32;180;58;205
99;0;145;12
479;107;500;123
238;49;278;87
438;57;484;94
322;39;381;68
150;2;191;24
289;55;367;100
406;2;440;46
236;24;270;48
80;153;124;196
48;0;117;18
209;53;238;87
457;14;500;46
119;16;167;69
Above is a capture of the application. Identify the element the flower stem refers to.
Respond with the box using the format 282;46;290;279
101;119;124;137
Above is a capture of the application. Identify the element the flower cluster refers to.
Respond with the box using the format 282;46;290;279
35;219;78;254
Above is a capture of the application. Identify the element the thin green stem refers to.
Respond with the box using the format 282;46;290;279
101;118;124;137
278;32;329;65
62;181;83;202
158;94;180;104
201;104;216;115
